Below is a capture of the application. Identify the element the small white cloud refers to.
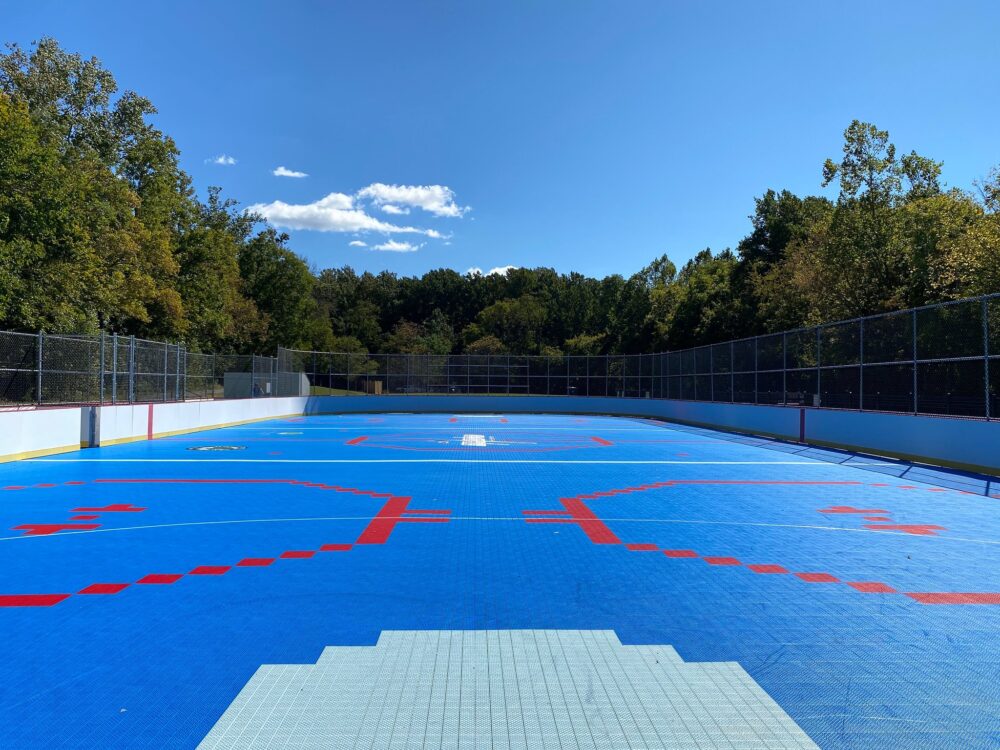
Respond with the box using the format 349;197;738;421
380;204;409;215
349;240;367;247
273;166;308;178
207;154;237;166
467;265;515;276
248;192;438;236
357;183;469;217
373;240;421;252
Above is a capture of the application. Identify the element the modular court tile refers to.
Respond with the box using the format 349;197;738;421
1;412;999;748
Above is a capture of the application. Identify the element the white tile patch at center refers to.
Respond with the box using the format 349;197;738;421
198;630;819;749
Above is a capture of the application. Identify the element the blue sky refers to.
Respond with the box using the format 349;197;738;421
7;1;999;278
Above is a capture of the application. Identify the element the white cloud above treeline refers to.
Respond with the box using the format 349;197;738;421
348;240;367;247
248;183;467;250
207;154;237;165
467;265;517;276
273;166;308;178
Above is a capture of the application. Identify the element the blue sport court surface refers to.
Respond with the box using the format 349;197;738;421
2;412;1000;748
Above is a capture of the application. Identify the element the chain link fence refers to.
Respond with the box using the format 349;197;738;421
279;292;1000;420
0;332;280;406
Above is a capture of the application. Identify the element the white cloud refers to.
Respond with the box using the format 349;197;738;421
357;183;468;217
467;265;517;277
273;166;308;178
207;154;237;166
373;240;421;252
247;192;440;237
380;204;409;215
349;240;367;247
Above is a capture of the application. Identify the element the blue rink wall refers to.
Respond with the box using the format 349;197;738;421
1;394;998;475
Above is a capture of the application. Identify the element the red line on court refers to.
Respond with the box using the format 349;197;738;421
346;436;368;445
907;593;1000;605
356;497;452;544
79;583;129;595
0;594;70;607
590;436;613;446
137;574;182;584
12;523;100;536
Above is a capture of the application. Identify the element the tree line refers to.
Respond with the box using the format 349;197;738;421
2;39;998;357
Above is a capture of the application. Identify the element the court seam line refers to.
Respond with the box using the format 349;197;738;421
27;459;900;465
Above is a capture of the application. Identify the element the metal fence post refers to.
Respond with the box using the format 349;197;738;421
162;342;168;402
858;318;865;411
753;337;759;404
984;297;991;420
816;327;821;408
729;341;734;403
111;333;118;404
175;345;182;401
250;355;256;398
912;309;918;414
128;336;136;403
35;332;43;405
782;333;787;406
99;331;106;404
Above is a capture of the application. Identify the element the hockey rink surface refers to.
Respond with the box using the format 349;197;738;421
1;412;1000;749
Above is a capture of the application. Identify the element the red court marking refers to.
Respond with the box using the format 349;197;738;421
35;484;56;488
12;523;100;536
558;499;622;544
137;574;182;585
72;504;146;513
863;524;946;536
449;417;458;422
281;550;315;559
704;556;741;566
500;418;509;423
356;497;452;544
79;583;129;595
796;573;840;583
625;543;658;551
64;481;85;486
675;452;690;457
147;403;154;440
849;582;897;594
523;510;569;516
748;564;788;574
237;558;275;567
864;516;892;521
3;486;25;490
346;436;368;445
189;566;231;575
71;515;99;521
590;436;613;446
907;593;1000;605
663;549;698;558
320;544;352;551
819;506;889;514
0;594;70;607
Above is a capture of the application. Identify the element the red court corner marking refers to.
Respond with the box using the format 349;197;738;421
907;592;1000;605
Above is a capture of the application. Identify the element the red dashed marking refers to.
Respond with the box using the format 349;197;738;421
0;594;70;607
79;583;129;595
35;484;56;488
863;524;947;536
237;558;275;567
321;544;352;551
748;564;788;574
819;506;888;515
189;566;230;575
72;504;145;513
71;515;99;521
796;573;840;583
590;436;613;446
908;593;1000;605
663;549;698;558
704;556;741;566
849;582;897;594
625;543;658;551
137;574;182;585
863;516;892;521
2;486;25;490
281;550;315;559
12;523;100;536
346;436;368;445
